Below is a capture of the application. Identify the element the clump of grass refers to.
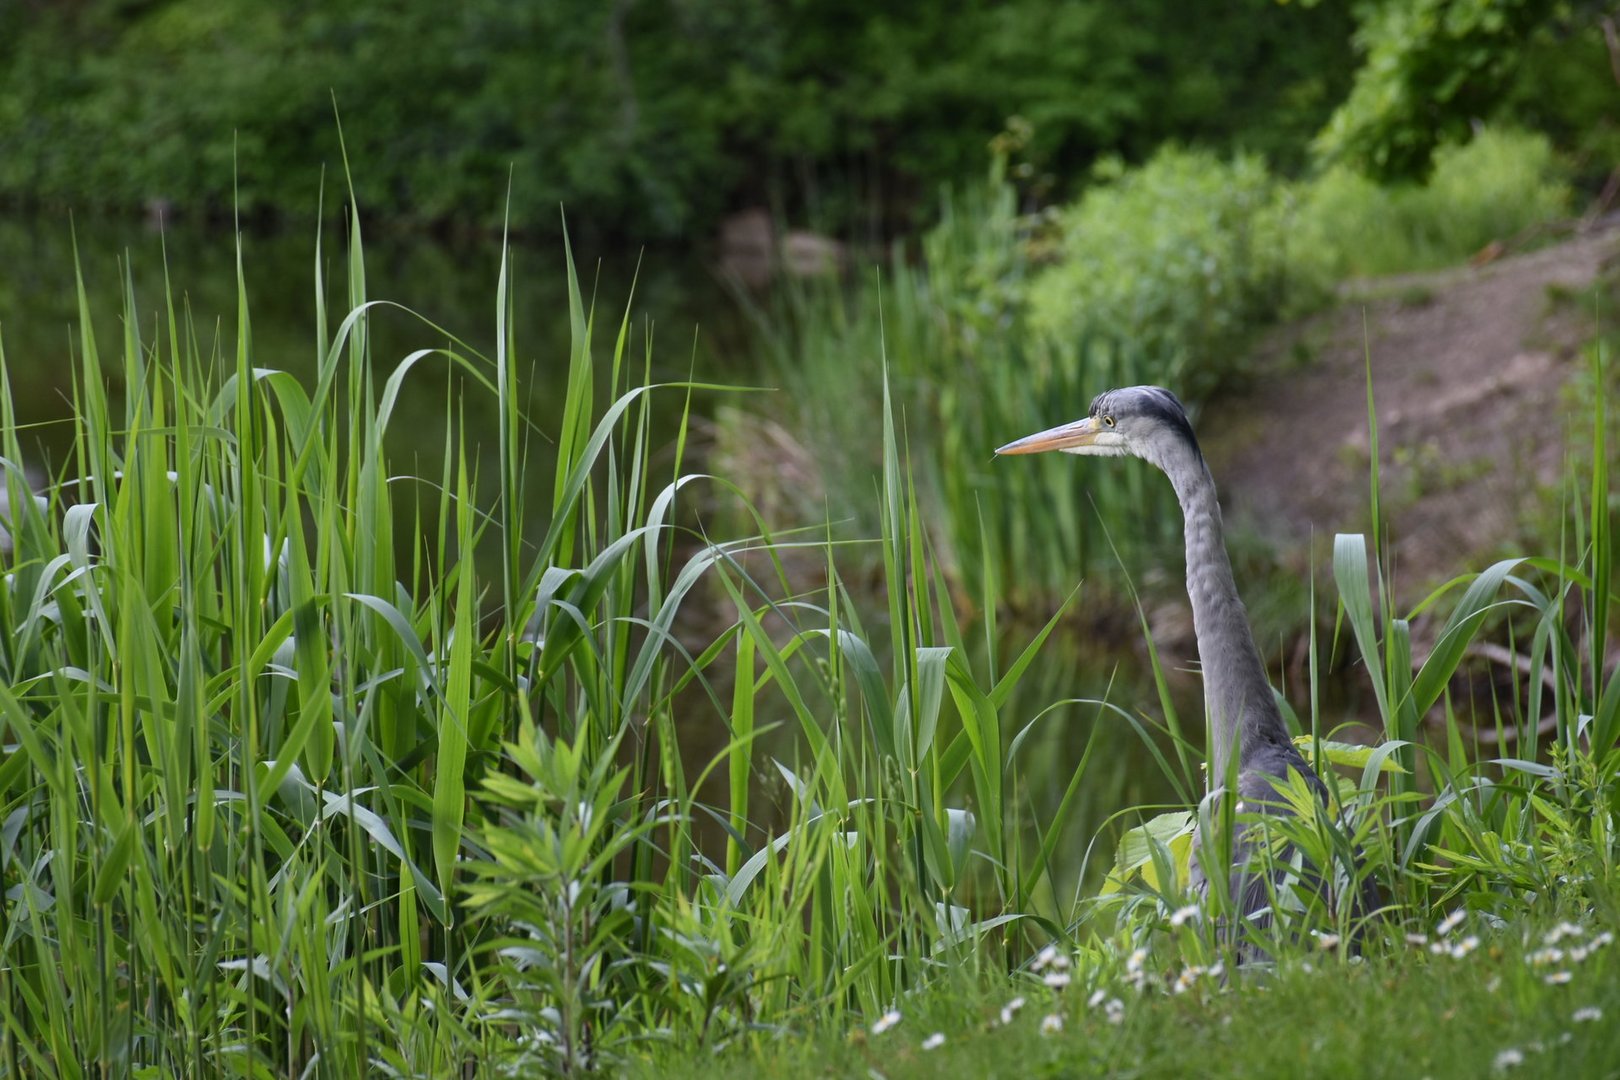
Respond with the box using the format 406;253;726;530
0;172;1120;1075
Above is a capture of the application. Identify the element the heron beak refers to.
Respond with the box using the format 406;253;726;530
995;417;1101;455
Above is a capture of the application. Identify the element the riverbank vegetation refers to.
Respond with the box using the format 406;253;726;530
0;187;1615;1075
2;2;1619;1077
727;125;1573;612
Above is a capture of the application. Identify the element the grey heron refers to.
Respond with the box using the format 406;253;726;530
997;385;1369;945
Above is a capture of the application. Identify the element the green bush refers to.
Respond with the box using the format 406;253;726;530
1027;147;1309;396
1292;127;1571;279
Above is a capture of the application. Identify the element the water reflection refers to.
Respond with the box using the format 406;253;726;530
0;213;748;487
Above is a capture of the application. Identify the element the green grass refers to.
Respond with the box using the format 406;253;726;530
0;168;1616;1079
637;900;1620;1079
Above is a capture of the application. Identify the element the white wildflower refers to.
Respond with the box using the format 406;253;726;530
1544;922;1584;946
1104;998;1125;1025
1000;996;1026;1025
1043;970;1073;989
1316;932;1342;951
1207;962;1225;980
1592;930;1614;948
1568;944;1590;964
1040;1013;1064;1036
1087;989;1108;1009
1169;904;1200;928
1126;948;1148;973
1406;932;1429;947
1438;910;1466;936
1544;971;1573;986
1033;944;1061;971
1572;1006;1602;1023
1493;1048;1524;1072
921;1032;946;1050
1528;947;1563;968
1449;935;1480;959
871;1009;901;1036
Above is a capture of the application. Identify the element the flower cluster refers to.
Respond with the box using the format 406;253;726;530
1526;923;1611;985
1087;988;1126;1025
1171;961;1223;995
1032;943;1073;989
1123;947;1152;991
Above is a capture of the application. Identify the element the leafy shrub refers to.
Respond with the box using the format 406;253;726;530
1027;147;1311;396
1292;127;1571;279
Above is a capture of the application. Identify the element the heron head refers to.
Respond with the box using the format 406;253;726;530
994;385;1200;471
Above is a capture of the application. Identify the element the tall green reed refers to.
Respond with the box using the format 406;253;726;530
0;178;1122;1075
729;170;1182;612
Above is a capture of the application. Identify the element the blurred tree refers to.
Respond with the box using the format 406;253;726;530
0;0;1357;238
1314;0;1612;183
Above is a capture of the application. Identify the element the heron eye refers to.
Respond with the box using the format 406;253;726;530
1102;415;1115;428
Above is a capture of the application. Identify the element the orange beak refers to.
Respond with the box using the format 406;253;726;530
994;416;1102;455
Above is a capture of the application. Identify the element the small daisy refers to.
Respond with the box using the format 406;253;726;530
1169;904;1200;928
1087;989;1108;1009
1000;996;1027;1025
1572;1006;1602;1023
921;1032;946;1050
1449;935;1480;959
1544;971;1573;986
1492;1048;1524;1072
1043;970;1072;989
871;1009;901;1036
1040;1013;1064;1036
1103;998;1126;1025
1315;932;1342;951
1406;932;1429;947
1438;910;1466;936
1528;947;1563;968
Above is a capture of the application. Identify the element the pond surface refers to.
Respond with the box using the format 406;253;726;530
0;212;755;483
0;211;1187;891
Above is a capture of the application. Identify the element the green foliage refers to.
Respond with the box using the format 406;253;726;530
725;161;1185;612
0;0;1357;235
1316;0;1559;181
0;197;1131;1075
1293;127;1571;277
1028;147;1308;396
1;161;1617;1078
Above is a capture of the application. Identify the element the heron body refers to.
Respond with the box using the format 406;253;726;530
997;386;1358;943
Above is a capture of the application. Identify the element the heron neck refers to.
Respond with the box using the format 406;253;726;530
1162;449;1286;789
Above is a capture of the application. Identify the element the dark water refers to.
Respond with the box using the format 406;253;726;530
0;212;755;480
0;212;1186;890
